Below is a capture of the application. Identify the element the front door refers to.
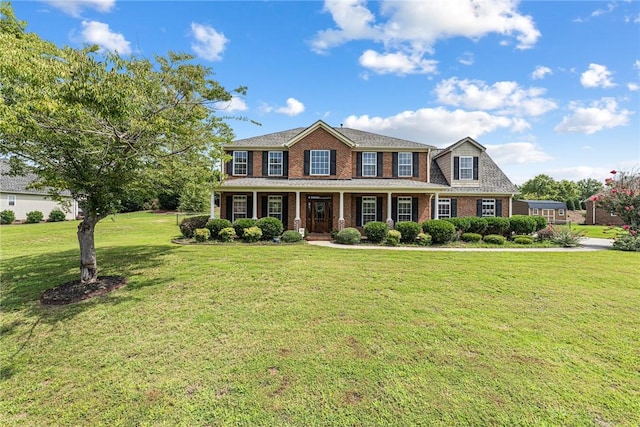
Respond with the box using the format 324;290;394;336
308;199;331;233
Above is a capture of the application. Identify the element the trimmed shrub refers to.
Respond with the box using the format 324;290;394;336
422;219;456;244
483;234;506;245
26;210;44;224
194;228;210;242
233;218;257;239
281;230;303;243
536;225;555;241
206;218;232;240
443;217;471;233
612;234;640;252
242;226;263;243
386;229;401;246
514;236;534;245
180;215;209;238
256;217;284;241
509;215;537;235
363;221;389;243
485;217;510;236
466;217;488;235
416;232;432;246
218;227;237;242
1;210;15;225
335;227;361;245
461;232;482;242
394;221;422;243
532;216;547;231
48;209;66;222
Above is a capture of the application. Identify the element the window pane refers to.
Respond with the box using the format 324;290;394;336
311;150;329;175
460;156;473;180
233;151;248;175
398;152;412;177
268;196;282;220
8;195;15;206
482;198;495;217
233;195;247;221
438;199;451;218
362;152;377;176
269;151;283;176
362;196;377;225
398;197;412;222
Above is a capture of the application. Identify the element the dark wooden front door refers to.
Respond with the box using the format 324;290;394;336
307;199;331;233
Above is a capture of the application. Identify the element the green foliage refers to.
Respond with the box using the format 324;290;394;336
416;232;432;246
551;228;584;247
193;228;210;242
385;229;401;246
48;209;66;222
536;225;555;241
612;234;640;252
179;215;210;238
281;230;303;243
443;217;471;232
335;227;361;245
514;236;534;245
394;221;421;243
577;178;604;201
233;218;257;238
461;232;482;242
532;215;547;231
483;234;506;245
594;169;640;232
518;174;560;200
255;217;284;241
466;217;488;235
242;226;263;243
422;220;456;244
363;221;389;243
484;217;510;236
0;209;15;224
178;182;209;213
25;210;43;224
566;199;575;210
218;227;237;242
158;192;180;211
206;218;232;240
509;215;537;235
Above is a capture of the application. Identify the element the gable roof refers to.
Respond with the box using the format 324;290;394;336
285;120;355;148
0;159;71;196
432;136;485;160
518;200;567;210
429;152;518;194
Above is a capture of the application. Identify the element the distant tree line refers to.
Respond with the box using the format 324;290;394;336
517;175;604;210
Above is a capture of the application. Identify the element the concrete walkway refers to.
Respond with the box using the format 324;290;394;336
308;237;614;252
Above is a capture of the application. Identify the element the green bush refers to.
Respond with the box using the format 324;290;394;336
532;216;547;231
612;234;640;252
443;217;471;233
180;215;210;238
233;218;257;239
483;234;506;245
363;221;389;243
0;210;15;225
509;215;537;235
484;217;510;236
218;227;237;242
281;230;303;243
551;228;583;247
385;229;401;246
461;232;482;242
48;209;66;222
194;228;210;242
242;226;263;243
256;217;284;241
416;232;432;246
335;227;361;245
422;219;456;244
514;236;534;245
25;210;43;224
536;225;555;241
206;218;232;240
467;217;488;235
394;221;422;243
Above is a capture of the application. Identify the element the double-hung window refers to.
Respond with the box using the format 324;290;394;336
267;195;283;221
268;151;283;176
558;209;565;216
233;151;248;175
397;197;412;222
398;152;412;177
310;150;329;176
482;199;496;217
532;208;539;215
362;196;377;225
438;199;451;218
232;195;247;221
459;156;473;180
362;152;377;177
7;194;16;206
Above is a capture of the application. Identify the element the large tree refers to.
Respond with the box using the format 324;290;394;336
517;174;560;200
0;3;244;284
576;178;604;201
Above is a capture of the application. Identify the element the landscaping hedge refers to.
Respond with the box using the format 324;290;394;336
206;218;232;240
394;221;421;243
335;227;361;245
255;217;284;241
180;215;210;238
363;221;389;243
1;210;15;225
422;220;456;244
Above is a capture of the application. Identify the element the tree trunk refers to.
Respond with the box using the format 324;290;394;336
77;215;99;284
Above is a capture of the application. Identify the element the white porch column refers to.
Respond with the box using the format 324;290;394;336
433;193;439;219
509;194;514;217
338;191;345;230
386;192;394;229
294;191;301;231
252;191;258;220
209;191;216;219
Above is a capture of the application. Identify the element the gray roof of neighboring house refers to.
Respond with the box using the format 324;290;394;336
0;159;71;196
517;200;567;209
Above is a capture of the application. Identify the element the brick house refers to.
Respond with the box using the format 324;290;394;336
512;200;568;224
584;199;625;227
213;120;517;234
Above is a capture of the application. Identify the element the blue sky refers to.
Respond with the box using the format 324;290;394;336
10;0;640;184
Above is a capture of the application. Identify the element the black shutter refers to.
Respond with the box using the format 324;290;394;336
451;199;458;218
261;196;268;217
454;157;460;180
248;195;253;218
283;152;289;177
412;152;419;177
282;196;288;228
473;156;479;180
376;197;383;221
356;152;362;177
356;197;362;226
226;196;233;221
330;150;337;175
262;152;268;177
476;199;482;217
226;153;233;175
392;152;398;177
431;197;436;219
496;200;502;217
412;197;419;222
392;197;397;223
377;152;384;177
247;152;254;177
304;150;310;175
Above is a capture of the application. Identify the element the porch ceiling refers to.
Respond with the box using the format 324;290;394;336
220;177;450;193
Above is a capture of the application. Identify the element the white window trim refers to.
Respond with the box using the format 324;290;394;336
232;195;247;222
362;152;377;177
7;194;16;206
398;152;412;177
362;196;377;225
233;151;248;176
397;196;412;222
268;151;283;177
267;195;283;220
558;209;565;216
482;198;496;217
438;198;451;219
532;208;539;215
310;150;330;176
459;156;473;180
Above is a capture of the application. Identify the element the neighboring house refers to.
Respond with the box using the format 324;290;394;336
214;120;517;234
513;200;568;224
584;199;625;227
0;159;78;222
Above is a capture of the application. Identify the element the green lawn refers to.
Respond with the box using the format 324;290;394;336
1;213;639;426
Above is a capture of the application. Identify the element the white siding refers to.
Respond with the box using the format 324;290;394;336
0;192;78;221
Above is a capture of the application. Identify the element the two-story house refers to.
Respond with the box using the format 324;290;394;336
214;120;517;235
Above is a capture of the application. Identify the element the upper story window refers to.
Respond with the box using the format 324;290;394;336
398;152;412;177
362;196;377;225
268;151;283;176
397;197;412;222
459;156;474;180
310;150;330;176
7;194;16;206
233;151;248;175
362;152;377;177
481;199;495;217
438;199;451;218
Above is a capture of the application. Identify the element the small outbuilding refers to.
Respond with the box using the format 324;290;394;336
513;199;568;224
584;199;625;227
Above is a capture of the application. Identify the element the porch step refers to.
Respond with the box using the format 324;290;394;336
305;232;333;241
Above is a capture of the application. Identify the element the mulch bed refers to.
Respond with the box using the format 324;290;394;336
40;275;127;305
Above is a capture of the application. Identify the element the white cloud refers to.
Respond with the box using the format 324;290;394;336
531;65;552;80
190;23;228;61
484;142;552;165
628;83;640;91
434;78;557;117
580;63;616;88
554;98;632;134
546;166;613;182
458;52;474;66
358;50;437;75
44;0;115;17
591;2;616;17
214;97;248;112
80;20;130;54
276;98;305;116
634;60;640;70
310;0;381;53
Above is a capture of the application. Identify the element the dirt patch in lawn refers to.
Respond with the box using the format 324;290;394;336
40;275;126;305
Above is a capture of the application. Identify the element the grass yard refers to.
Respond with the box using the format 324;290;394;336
1;212;639;426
